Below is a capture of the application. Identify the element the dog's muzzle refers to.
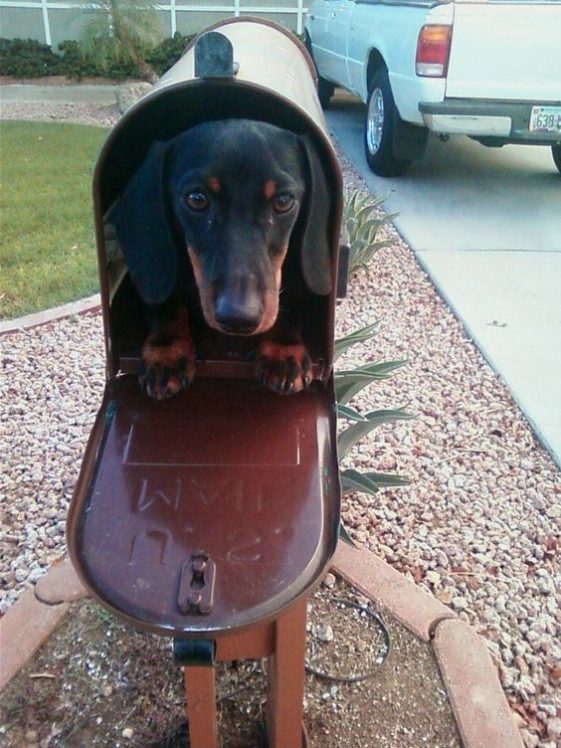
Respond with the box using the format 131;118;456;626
214;275;264;335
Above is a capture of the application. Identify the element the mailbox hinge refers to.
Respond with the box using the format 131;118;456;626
178;551;216;615
172;638;216;667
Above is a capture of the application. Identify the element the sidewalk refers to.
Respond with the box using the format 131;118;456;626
1;81;118;105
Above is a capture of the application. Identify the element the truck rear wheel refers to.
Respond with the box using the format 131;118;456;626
317;78;335;109
552;144;561;174
364;69;412;177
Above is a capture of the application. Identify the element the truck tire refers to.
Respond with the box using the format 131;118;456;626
317;77;335;110
552;144;561;174
364;69;412;177
304;33;335;109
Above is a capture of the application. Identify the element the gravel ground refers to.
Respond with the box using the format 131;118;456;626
1;99;560;747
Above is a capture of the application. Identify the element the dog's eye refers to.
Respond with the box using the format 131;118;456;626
184;191;209;212
273;194;295;214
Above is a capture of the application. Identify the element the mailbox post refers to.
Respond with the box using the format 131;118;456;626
68;18;343;746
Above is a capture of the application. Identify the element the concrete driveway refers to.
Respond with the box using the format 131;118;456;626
326;94;561;466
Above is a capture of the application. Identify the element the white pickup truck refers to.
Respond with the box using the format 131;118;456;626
304;0;561;176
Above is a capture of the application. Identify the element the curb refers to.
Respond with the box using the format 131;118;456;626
332;541;455;641
0;548;523;747
0;83;118;105
433;618;524;748
0;294;101;335
332;542;524;748
0;559;87;692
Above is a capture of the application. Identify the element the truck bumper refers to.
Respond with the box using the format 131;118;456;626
419;99;561;145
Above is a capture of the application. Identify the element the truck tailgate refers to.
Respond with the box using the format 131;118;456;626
446;2;561;101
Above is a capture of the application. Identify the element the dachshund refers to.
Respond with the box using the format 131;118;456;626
108;119;332;399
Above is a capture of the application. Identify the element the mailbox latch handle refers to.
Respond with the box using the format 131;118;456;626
337;243;350;299
178;551;216;615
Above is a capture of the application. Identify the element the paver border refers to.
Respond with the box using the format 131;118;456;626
0;545;523;747
332;542;524;748
0;294;101;335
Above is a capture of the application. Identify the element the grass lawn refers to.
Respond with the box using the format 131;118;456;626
1;121;108;319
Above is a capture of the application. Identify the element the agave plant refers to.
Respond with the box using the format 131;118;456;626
334;189;411;531
341;188;397;273
334;322;412;500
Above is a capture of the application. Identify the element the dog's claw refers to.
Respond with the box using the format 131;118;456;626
256;341;312;395
140;343;196;400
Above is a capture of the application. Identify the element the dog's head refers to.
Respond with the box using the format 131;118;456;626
109;120;332;336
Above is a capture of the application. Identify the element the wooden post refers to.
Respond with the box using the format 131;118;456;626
266;597;308;748
183;664;218;748
182;596;308;748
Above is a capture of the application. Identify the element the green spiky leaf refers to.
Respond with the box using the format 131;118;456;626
340;470;381;496
337;404;368;422
337;408;413;459
355;203;378;223
341;469;409;496
346;217;357;234
334;360;407;404
334;321;380;361
338;521;357;547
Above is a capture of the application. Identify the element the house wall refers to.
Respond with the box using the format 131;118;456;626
0;1;309;49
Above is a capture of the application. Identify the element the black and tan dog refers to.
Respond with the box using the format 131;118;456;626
109;119;332;399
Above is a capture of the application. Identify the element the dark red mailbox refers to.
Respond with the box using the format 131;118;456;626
67;18;343;638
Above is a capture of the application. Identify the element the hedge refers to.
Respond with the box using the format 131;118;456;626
0;32;194;80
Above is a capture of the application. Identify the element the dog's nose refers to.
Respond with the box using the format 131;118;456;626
215;296;263;335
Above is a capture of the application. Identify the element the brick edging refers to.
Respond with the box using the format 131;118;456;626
332;542;524;748
0;294;101;335
331;541;455;641
433;618;524;748
0;559;87;691
0;547;524;747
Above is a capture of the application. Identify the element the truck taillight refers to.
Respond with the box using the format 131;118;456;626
416;25;452;78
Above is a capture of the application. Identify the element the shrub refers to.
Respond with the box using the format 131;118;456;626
1;30;195;81
146;32;193;76
0;38;62;77
57;40;101;79
58;39;142;80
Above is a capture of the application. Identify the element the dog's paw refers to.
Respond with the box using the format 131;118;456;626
256;340;313;395
140;338;196;400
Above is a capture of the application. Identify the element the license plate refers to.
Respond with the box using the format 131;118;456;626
529;105;561;134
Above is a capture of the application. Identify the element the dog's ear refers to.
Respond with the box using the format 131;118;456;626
298;136;333;296
106;141;177;305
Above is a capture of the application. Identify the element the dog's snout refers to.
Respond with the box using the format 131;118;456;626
215;297;262;334
214;274;263;335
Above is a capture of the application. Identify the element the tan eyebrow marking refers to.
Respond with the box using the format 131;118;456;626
263;180;277;199
206;177;221;194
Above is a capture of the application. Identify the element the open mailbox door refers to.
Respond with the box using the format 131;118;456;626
67;18;343;637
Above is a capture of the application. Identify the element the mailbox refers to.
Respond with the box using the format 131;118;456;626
67;18;343;638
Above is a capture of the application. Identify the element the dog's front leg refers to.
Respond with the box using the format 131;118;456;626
256;317;312;395
140;298;196;400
